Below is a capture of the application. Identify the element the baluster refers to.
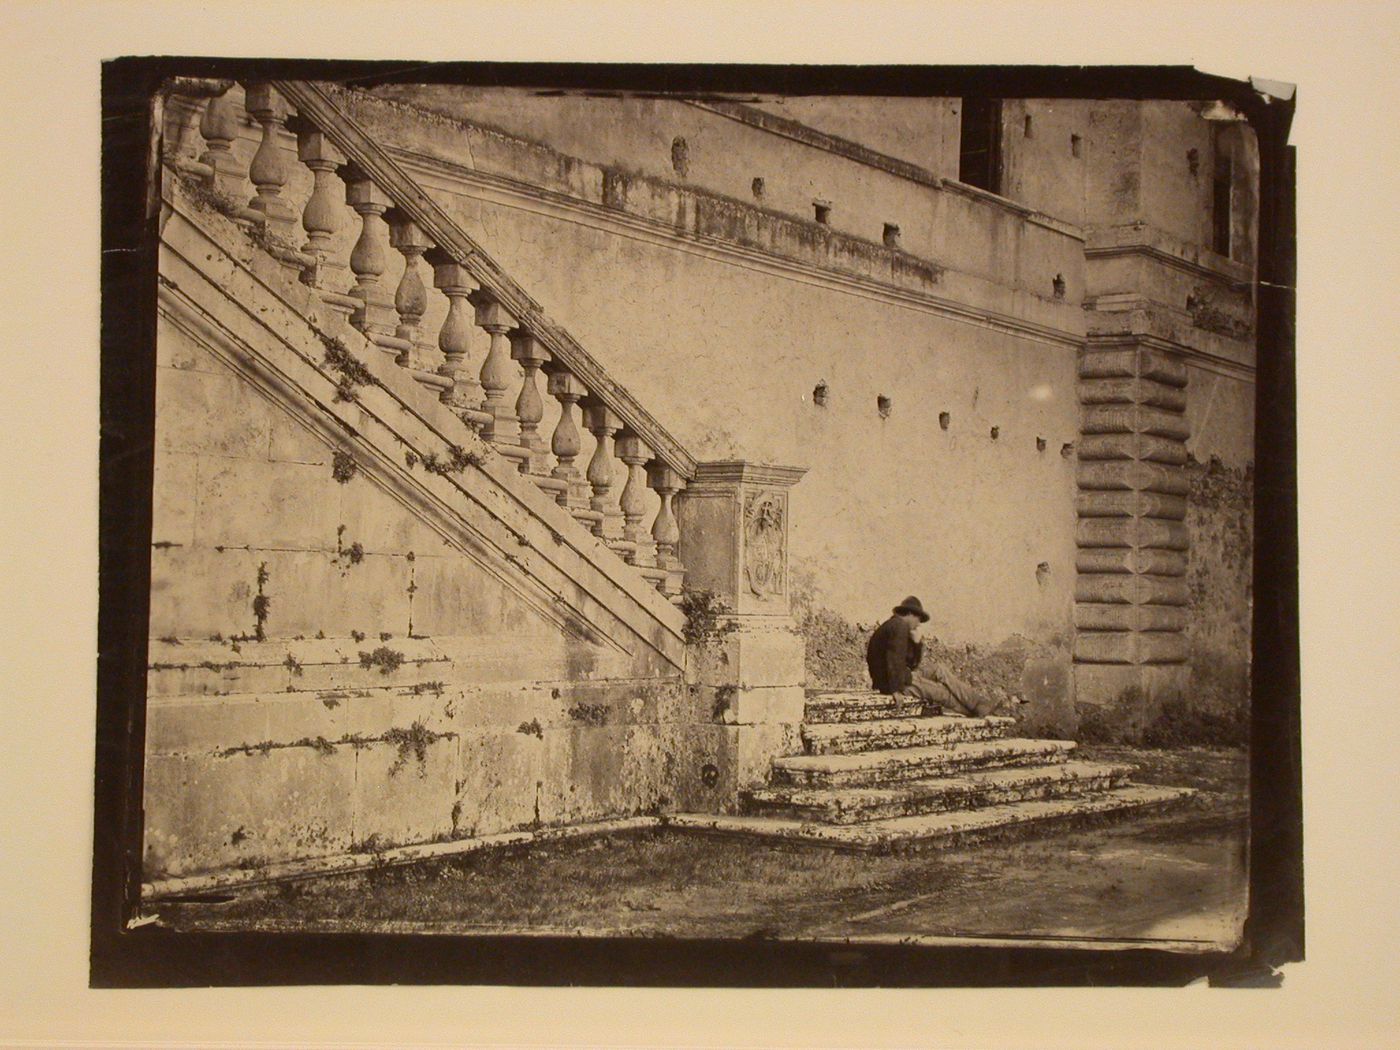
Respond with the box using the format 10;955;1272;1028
197;89;244;199
340;165;397;336
616;435;656;565
583;405;621;538
241;84;297;241
509;330;551;472
427;253;484;422
470;291;519;444
388;214;432;368
546;369;587;506
647;465;685;592
295;128;345;269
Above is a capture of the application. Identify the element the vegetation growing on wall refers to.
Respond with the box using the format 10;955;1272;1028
252;562;271;641
358;647;406;674
176;172;242;217
320;335;376;403
331;450;358;484
567;702;610;726
1184;453;1253;744
384;719;450;777
711;684;737;721
420;444;482;477
678;589;739;648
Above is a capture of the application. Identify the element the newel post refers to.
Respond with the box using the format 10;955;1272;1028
673;461;808;813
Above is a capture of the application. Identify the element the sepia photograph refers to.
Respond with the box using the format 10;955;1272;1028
94;56;1301;988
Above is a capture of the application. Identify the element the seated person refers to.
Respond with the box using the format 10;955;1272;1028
865;596;1024;718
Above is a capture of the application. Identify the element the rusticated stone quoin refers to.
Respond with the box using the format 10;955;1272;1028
1073;346;1191;701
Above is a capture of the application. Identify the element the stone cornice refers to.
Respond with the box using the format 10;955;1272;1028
1085;223;1254;288
688;461;810;492
395;144;1087;353
1083;326;1256;381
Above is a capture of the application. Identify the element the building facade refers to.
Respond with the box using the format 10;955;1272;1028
144;80;1257;886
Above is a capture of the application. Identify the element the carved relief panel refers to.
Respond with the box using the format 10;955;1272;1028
743;489;787;600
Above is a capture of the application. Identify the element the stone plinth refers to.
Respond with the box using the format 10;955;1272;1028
675;461;809;808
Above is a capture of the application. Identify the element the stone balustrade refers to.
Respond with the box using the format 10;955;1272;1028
171;79;698;598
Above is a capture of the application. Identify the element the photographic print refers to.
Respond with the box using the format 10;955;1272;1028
96;59;1299;985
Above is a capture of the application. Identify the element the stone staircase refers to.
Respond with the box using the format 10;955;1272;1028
162;79;700;610
670;690;1193;850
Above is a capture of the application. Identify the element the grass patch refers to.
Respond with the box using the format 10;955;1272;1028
1076;689;1248;749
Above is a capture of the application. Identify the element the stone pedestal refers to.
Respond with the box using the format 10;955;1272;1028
677;461;807;619
674;461;808;811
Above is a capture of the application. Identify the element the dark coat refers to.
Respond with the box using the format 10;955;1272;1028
866;615;923;694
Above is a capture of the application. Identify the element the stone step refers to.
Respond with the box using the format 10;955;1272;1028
803;691;916;723
743;760;1135;824
669;785;1195;853
802;714;1015;755
771;737;1076;788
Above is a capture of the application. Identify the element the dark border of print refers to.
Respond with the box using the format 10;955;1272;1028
94;56;1298;989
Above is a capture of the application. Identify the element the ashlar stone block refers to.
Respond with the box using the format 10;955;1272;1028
686;616;806;690
1073;630;1187;665
151;450;197;548
148;544;264;641
1074;573;1191;606
1077;460;1190;495
192;456;342;551
1076;517;1189;551
145;695;272;756
156;364;274;460
1074;547;1188;577
453;727;544;836
350;732;458;849
1074;602;1189;633
142;746;357;879
1076;491;1187;520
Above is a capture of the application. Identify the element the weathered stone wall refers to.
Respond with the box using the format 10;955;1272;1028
464;190;1082;643
157;85;1260;771
1000;100;1096;227
145;311;726;880
1178;358;1254;737
1001;100;1259;271
359;86;1082;299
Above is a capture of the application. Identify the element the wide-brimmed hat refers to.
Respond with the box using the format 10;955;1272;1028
894;596;929;622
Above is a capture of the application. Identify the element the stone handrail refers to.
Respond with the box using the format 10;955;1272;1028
169;78;696;596
274;79;698;482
